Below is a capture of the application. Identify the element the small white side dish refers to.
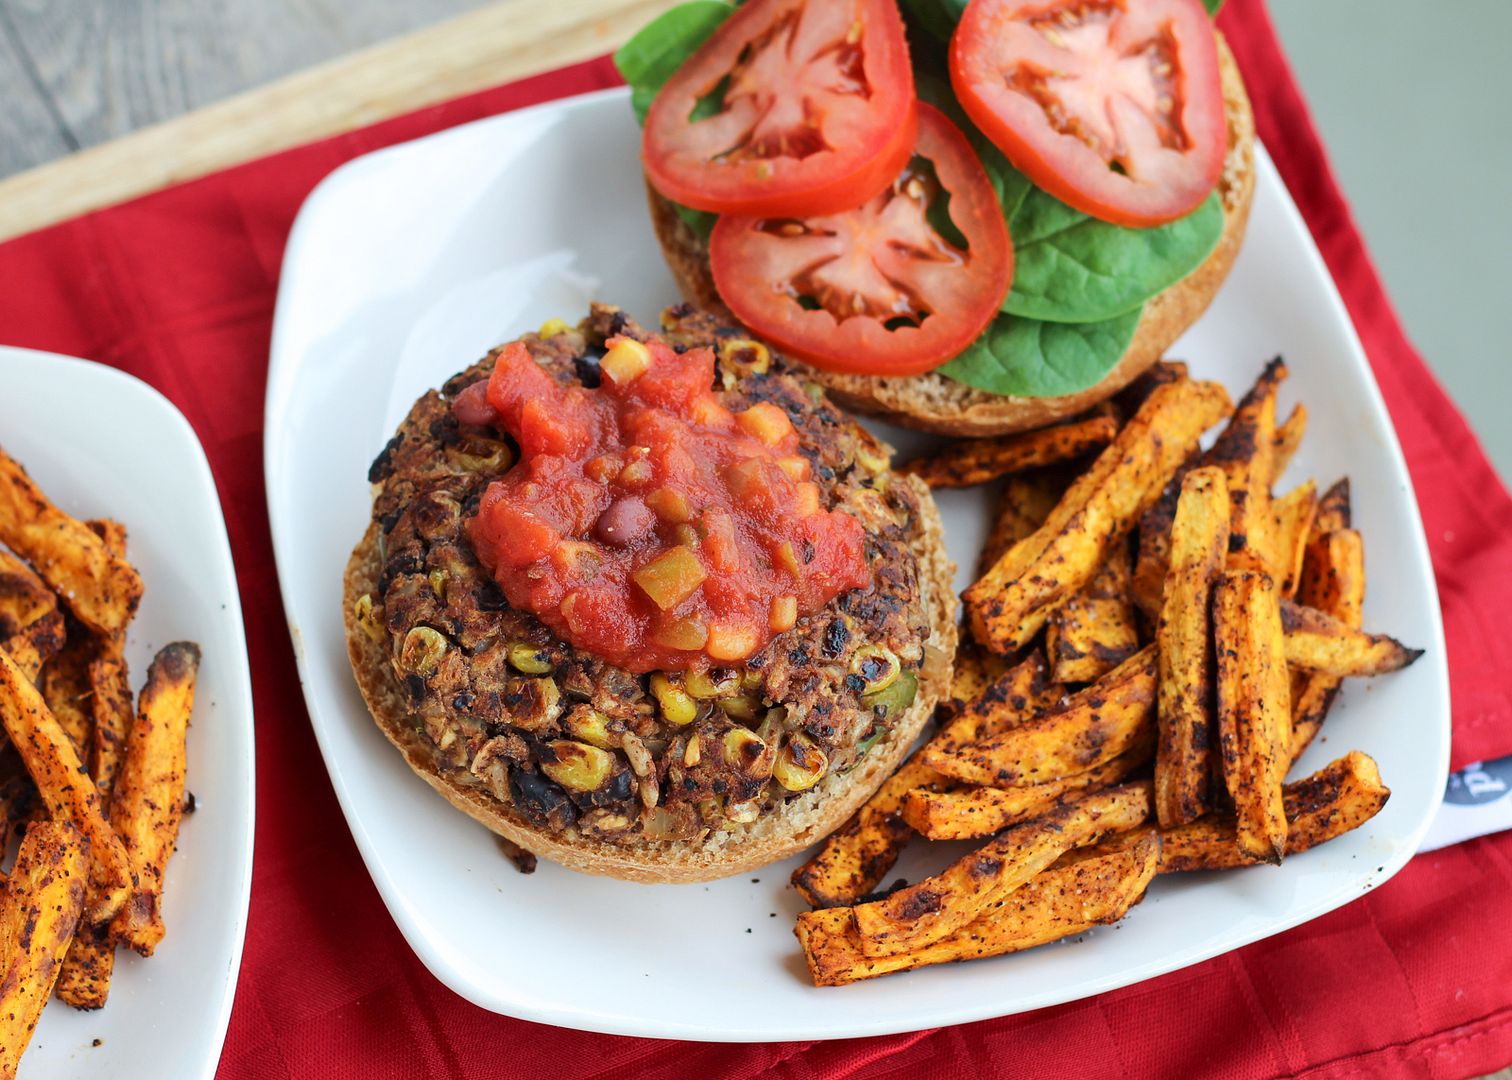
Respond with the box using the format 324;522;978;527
0;347;255;1077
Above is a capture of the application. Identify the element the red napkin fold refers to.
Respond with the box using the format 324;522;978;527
0;1;1509;1076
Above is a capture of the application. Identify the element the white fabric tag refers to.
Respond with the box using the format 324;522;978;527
1418;754;1512;852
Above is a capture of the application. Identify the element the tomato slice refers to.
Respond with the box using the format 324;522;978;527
709;103;1013;377
643;0;918;217
950;0;1225;228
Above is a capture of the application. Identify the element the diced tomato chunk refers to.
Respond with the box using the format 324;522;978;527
473;490;559;567
630;341;717;413
518;396;594;459
485;342;555;428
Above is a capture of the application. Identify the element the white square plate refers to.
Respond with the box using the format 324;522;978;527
265;87;1449;1042
0;348;255;1076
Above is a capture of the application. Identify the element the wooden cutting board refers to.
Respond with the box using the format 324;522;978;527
0;0;677;245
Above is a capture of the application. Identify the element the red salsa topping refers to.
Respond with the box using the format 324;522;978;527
459;337;871;672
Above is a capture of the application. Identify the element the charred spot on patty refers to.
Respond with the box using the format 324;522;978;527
821;617;851;659
508;767;577;830
368;434;403;484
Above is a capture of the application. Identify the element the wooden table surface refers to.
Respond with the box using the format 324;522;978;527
0;0;679;241
0;1;470;173
0;5;1507;1077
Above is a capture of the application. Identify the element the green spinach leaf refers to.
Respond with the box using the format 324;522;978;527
1006;188;1223;322
614;2;730;239
899;0;967;42
613;1;732;124
673;203;718;239
938;307;1142;398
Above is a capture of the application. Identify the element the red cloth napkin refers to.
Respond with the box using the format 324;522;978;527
0;1;1509;1076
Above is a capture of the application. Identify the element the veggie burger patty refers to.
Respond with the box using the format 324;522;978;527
356;303;933;846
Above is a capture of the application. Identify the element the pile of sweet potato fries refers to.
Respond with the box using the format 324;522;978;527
793;360;1420;986
0;444;200;1075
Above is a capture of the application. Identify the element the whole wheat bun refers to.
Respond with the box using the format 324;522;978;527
344;473;958;884
646;33;1255;437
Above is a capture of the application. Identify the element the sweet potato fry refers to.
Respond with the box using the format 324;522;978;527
52;925;115;1011
1214;570;1291;863
1272;481;1318;598
1115;361;1189;414
1130;484;1180;621
1160;751;1389;872
81;516;135;797
85;518;129;557
0;821;87;1075
934;652;1054;751
796;831;1161;986
1131;382;1304;620
46;516;140;1005
87;647;133;798
1296;529;1366;627
852;782;1152;957
1208;360;1286;574
0;611;64;685
0;448;143;637
901;740;1152;840
898;414;1118;489
921;647;1155;787
51;648;132;1005
0;547;66;683
0;646;133;923
965;379;1231;654
1154;467;1230;828
1313;478;1352;535
0;548;56;639
109;643;200;956
0;753;36;855
791;762;926;910
1287;677;1337;765
793;654;1051;907
1290;529;1366;765
978;471;1065;574
1280;600;1421;677
38;631;94;759
1272;403;1307;483
1046;541;1139;684
941;644;1011;721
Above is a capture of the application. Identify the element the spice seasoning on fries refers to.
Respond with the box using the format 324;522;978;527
797;833;1162;986
791;362;1421;986
110;642;201;956
964;378;1231;655
0;448;142;637
1153;467;1229;828
0;822;87;1075
0;647;135;921
896;413;1118;489
0;442;201;1061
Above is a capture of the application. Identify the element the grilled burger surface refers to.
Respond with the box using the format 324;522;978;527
345;303;956;881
